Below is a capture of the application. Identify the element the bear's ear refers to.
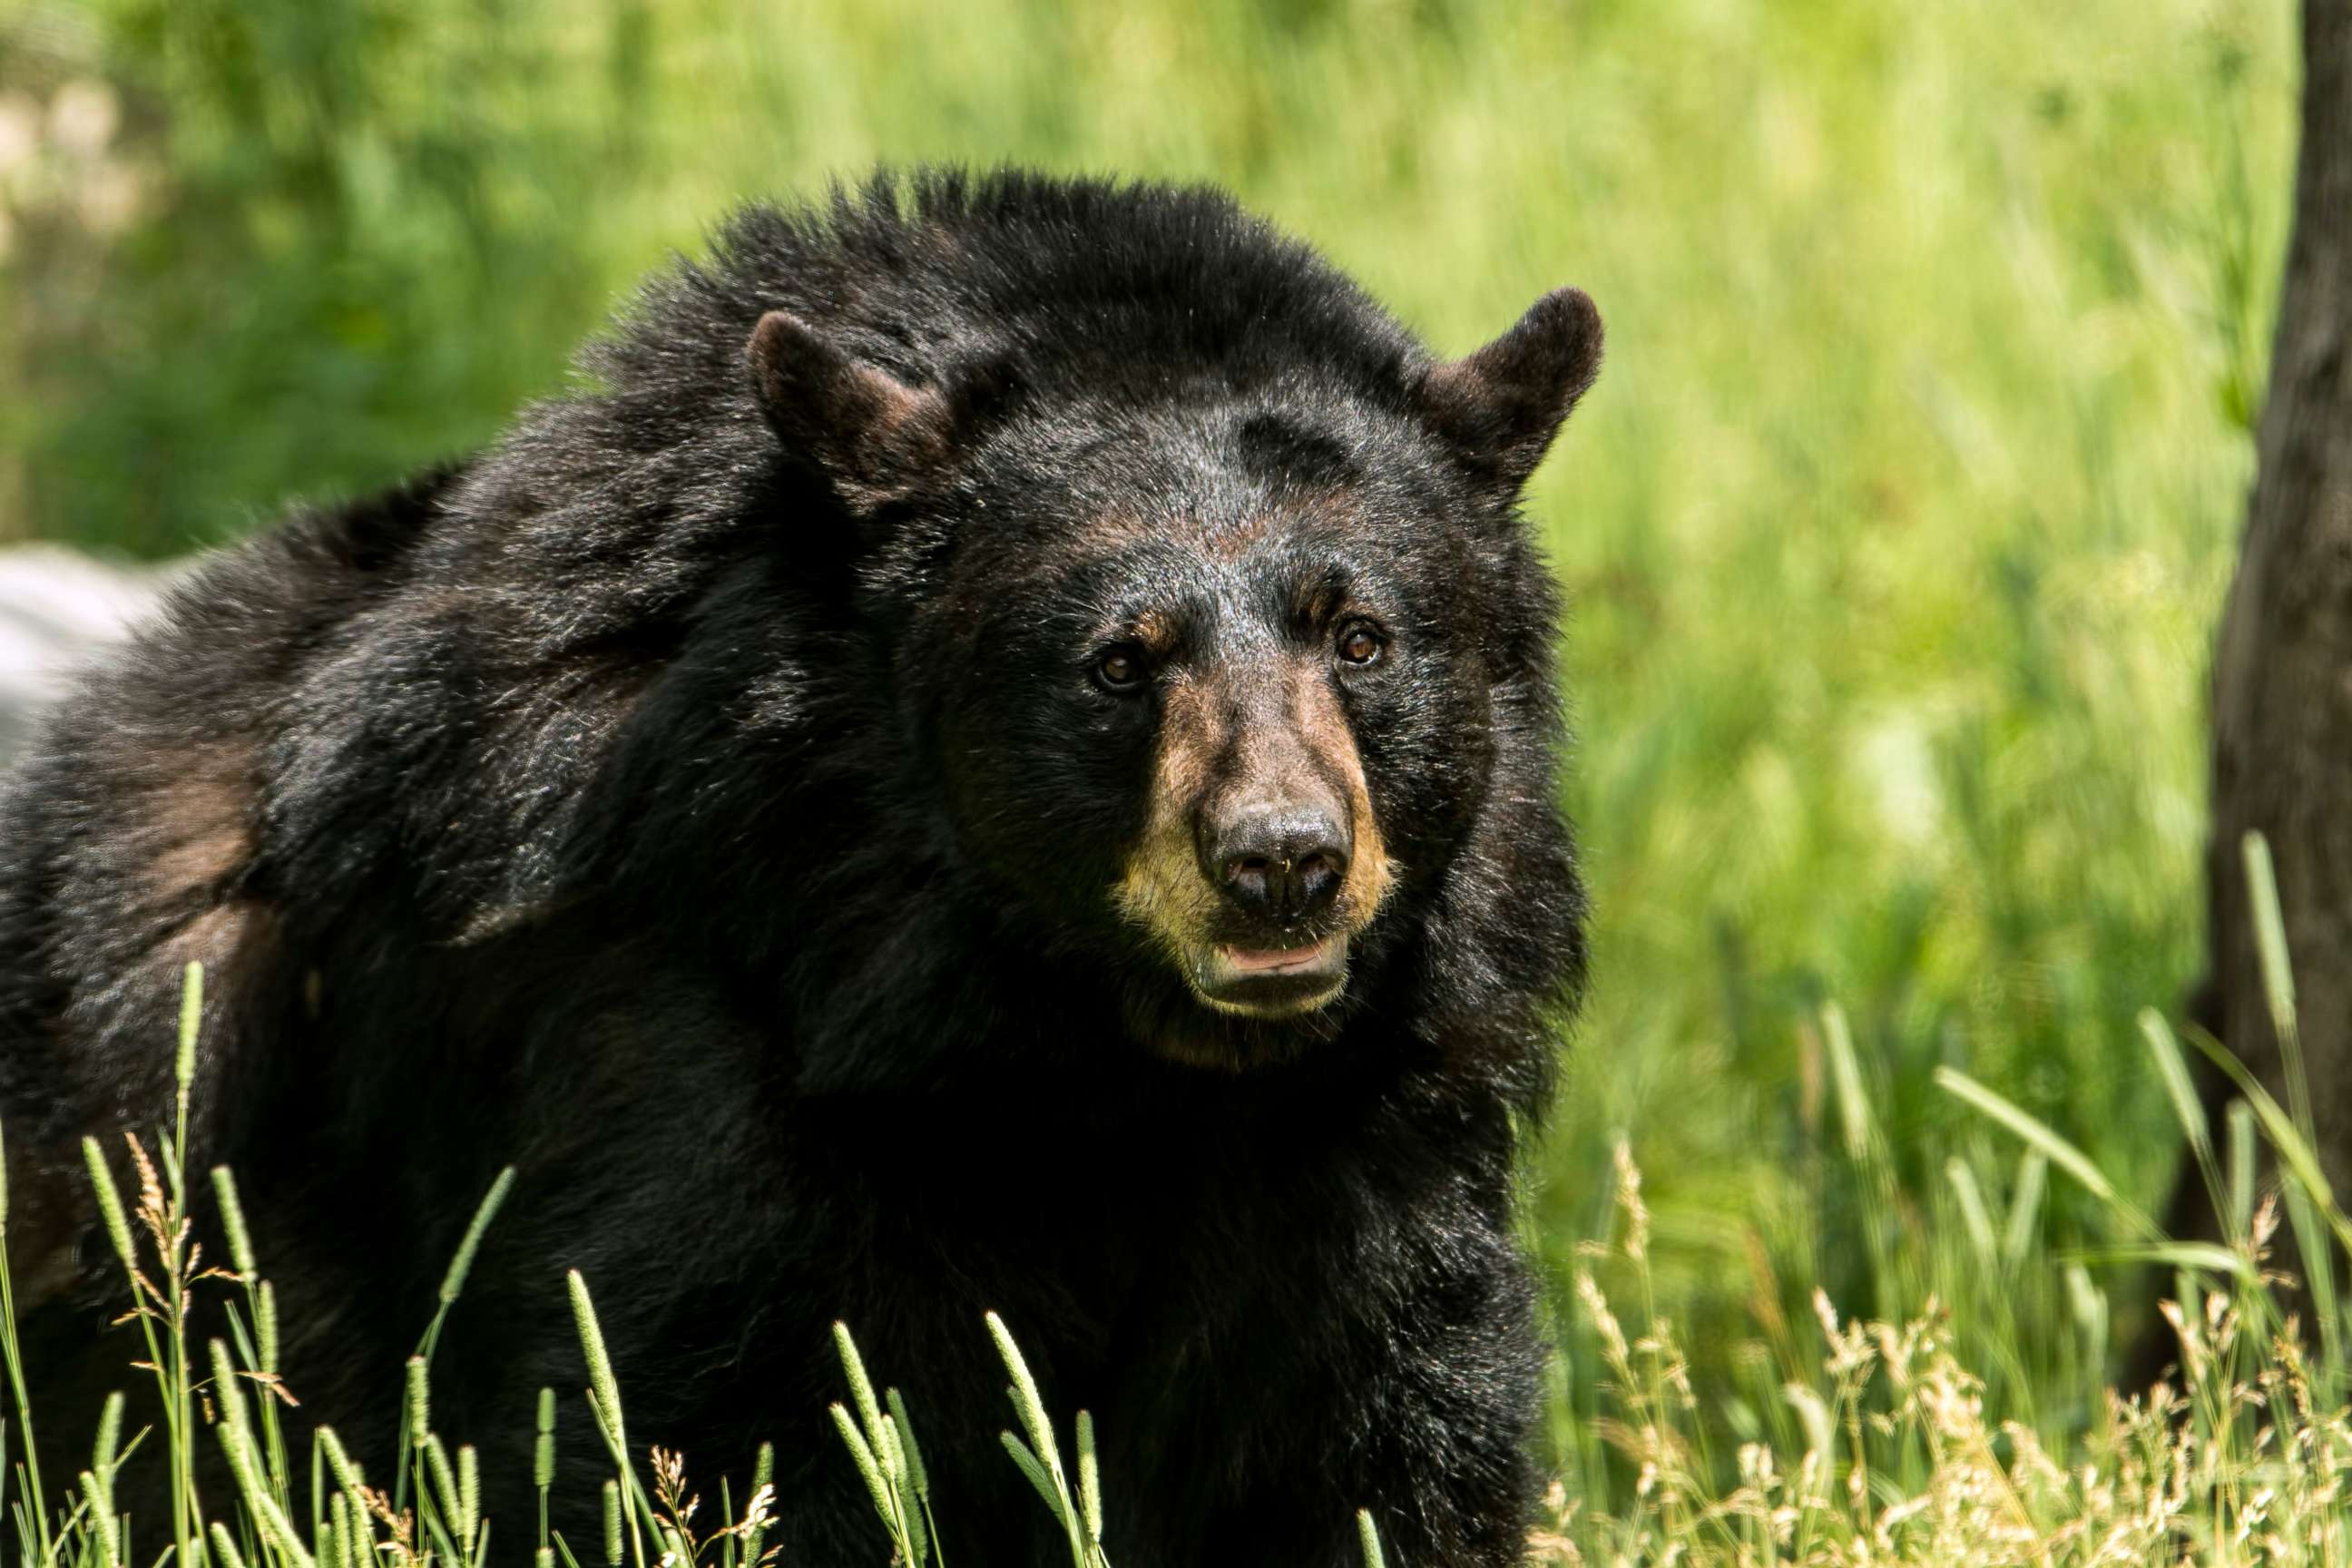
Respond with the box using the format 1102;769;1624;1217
746;310;954;505
1418;287;1603;494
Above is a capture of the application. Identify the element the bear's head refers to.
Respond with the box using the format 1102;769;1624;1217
742;273;1601;1071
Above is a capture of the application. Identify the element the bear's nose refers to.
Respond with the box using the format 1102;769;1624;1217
1203;804;1351;925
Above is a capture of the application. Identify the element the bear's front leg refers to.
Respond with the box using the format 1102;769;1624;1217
1104;1179;1548;1568
1227;1260;1547;1568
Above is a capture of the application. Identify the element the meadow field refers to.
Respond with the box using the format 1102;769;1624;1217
0;0;2328;1558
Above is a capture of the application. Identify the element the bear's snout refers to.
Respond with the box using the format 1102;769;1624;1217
1199;799;1351;926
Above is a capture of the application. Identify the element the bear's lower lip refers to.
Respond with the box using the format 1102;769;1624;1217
1221;942;1334;975
1193;935;1348;1015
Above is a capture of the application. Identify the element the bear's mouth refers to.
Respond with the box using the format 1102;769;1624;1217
1191;934;1348;1016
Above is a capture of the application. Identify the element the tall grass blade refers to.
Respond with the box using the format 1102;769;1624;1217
220;1421;314;1568
2243;833;2322;1161
998;1433;1064;1525
885;1391;926;1501
2140;1009;2212;1169
437;1169;516;1308
2282;1182;2344;1394
828;1405;897;1535
211;1338;251;1441
2182;1027;2352;1256
175;961;203;1089
985;1314;1063;1480
986;1313;1090;1564
457;1444;481;1553
318;1426;367;1503
2063;1263;2107;1362
566;1273;627;1462
1934;1067;2148;1230
2242;833;2298;1052
211;1166;258;1278
1944;1157;1997;1267
742;1442;776;1568
91;1392;122;1487
1075;1409;1102;1546
535;1387;556;1490
2228;1099;2257;1239
258;1280;279;1375
2064;1241;2254;1279
76;1473;114;1568
2003;1150;2048;1269
78;1140;136;1277
831;1323;887;1462
0;1122;58;1568
881;1417;927;1565
1821;1003;1874;1162
405;1357;429;1449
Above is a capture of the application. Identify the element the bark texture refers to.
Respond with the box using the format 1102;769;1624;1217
2171;0;2352;1292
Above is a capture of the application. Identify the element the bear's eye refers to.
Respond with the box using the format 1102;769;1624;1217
1337;623;1387;668
1093;646;1147;692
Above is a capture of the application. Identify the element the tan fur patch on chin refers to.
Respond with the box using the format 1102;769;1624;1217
1114;835;1222;972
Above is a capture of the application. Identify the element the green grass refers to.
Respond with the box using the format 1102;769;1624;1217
0;0;2325;1558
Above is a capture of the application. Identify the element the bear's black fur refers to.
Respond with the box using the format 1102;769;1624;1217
0;169;1602;1566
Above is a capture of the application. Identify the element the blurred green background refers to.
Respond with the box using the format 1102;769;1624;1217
0;0;2297;1474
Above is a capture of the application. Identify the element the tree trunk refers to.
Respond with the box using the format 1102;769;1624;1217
2155;0;2352;1366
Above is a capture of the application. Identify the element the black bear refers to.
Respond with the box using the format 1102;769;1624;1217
0;169;1602;1566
